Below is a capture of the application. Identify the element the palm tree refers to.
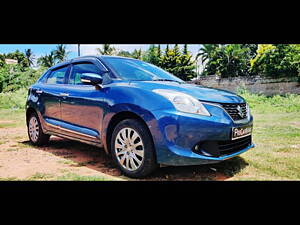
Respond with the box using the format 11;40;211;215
37;51;56;67
217;44;250;77
196;44;219;63
24;49;35;67
97;44;116;55
132;48;142;59
53;44;69;62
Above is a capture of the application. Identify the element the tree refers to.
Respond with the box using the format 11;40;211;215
0;64;47;93
24;49;35;67
37;51;56;68
132;48;143;60
198;44;253;77
183;44;188;55
53;44;69;63
0;54;5;67
241;44;258;58
178;44;197;80
250;44;300;78
159;44;196;81
160;44;175;72
142;45;161;66
97;44;116;55
4;50;29;69
157;45;161;59
117;50;133;58
215;44;252;77
196;44;219;63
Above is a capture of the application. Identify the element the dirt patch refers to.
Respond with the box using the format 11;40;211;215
0;125;245;181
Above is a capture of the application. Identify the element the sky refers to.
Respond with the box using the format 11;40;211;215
0;44;203;70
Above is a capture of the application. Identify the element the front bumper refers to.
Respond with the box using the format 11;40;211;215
150;103;254;166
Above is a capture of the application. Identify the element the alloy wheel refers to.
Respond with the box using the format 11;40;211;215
114;127;144;171
29;116;39;142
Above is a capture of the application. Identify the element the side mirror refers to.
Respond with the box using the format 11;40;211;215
80;73;103;85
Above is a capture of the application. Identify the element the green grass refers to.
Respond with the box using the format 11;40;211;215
56;173;110;181
57;160;79;166
235;112;300;180
0;88;28;110
0;108;26;128
238;88;300;113
28;172;55;180
219;89;300;180
0;177;18;181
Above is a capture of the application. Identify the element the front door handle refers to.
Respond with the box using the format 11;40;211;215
59;93;69;97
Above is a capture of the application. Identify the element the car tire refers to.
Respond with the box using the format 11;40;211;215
110;118;158;178
27;112;50;146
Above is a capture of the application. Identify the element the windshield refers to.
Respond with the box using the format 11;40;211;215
101;57;184;83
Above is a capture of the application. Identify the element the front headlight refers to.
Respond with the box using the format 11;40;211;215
246;103;251;118
153;89;211;116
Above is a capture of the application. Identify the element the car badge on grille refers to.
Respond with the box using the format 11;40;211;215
237;105;245;118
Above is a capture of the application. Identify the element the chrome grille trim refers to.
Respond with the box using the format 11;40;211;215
220;103;248;121
200;101;250;123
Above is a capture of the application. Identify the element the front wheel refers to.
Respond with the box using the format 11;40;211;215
110;119;158;178
27;112;50;146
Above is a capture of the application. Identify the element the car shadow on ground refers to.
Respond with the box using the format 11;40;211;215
20;137;249;181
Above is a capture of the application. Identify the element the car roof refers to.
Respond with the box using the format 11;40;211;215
49;55;140;71
50;55;137;68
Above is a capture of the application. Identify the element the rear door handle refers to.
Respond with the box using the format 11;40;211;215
59;93;69;97
36;90;43;94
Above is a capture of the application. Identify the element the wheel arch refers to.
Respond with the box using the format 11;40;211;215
104;111;157;162
26;107;37;125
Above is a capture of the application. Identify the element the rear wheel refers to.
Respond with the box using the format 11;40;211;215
110;119;157;178
27;112;50;146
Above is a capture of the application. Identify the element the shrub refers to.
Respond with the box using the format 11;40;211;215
0;88;28;110
250;44;300;78
238;89;300;113
0;64;46;93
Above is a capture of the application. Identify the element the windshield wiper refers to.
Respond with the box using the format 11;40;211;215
152;79;183;83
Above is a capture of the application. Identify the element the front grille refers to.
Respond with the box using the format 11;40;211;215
220;103;248;121
192;136;252;157
218;136;252;156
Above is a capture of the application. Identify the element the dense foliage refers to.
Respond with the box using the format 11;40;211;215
250;44;300;78
198;44;300;78
159;44;196;80
108;44;197;81
0;50;31;69
0;88;28;109
0;64;47;92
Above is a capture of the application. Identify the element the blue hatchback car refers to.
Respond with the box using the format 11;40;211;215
26;55;254;178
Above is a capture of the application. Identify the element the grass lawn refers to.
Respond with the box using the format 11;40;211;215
229;111;300;180
0;91;299;180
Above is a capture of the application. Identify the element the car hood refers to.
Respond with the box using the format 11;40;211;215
127;81;245;103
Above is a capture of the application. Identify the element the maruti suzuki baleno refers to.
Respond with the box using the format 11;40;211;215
26;55;254;178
